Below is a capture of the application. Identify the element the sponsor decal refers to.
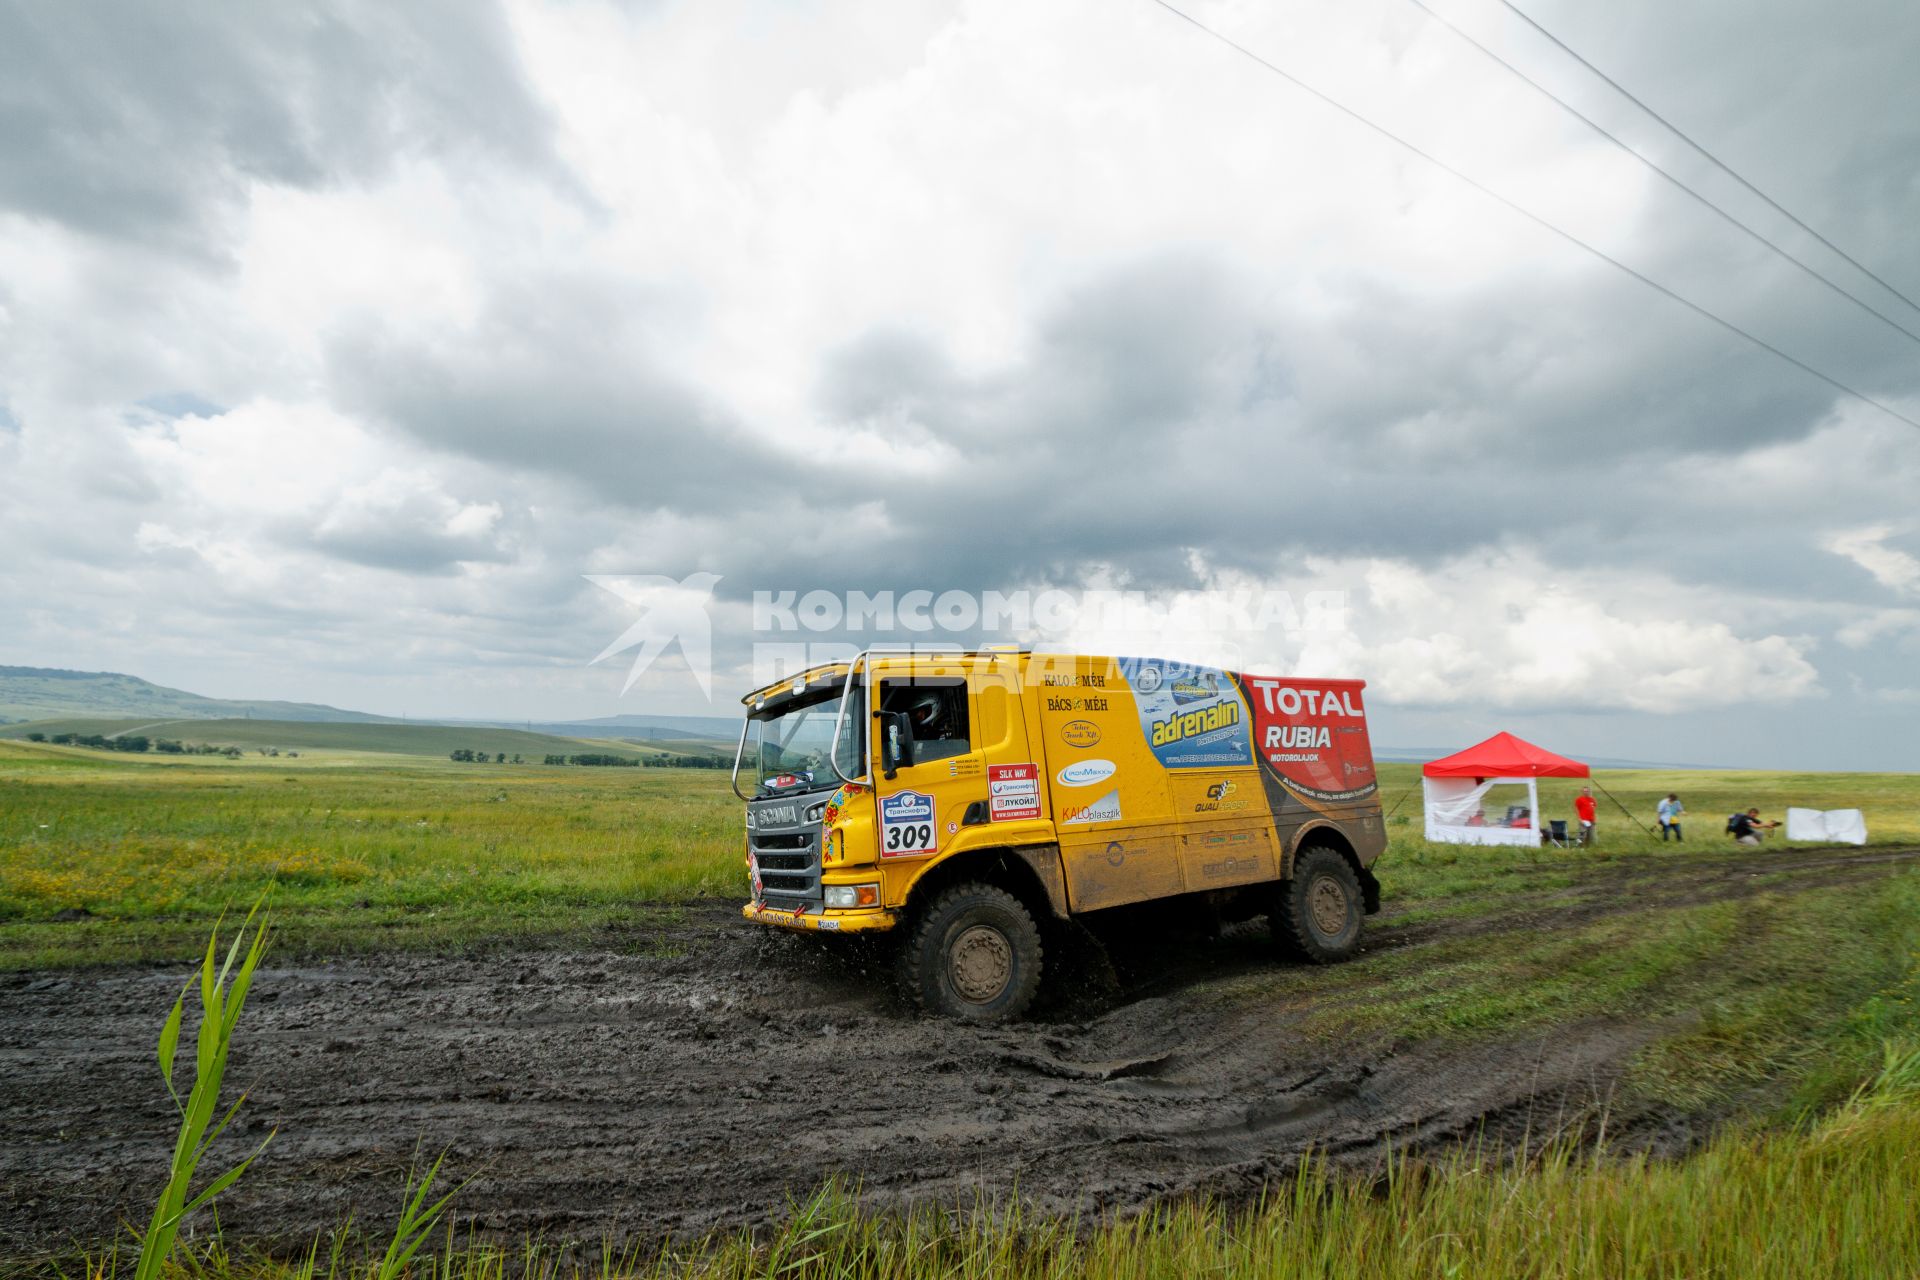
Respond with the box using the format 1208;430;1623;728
1043;672;1108;687
766;772;812;791
749;853;762;897
1119;657;1253;770
1201;854;1260;879
879;789;938;858
1061;719;1102;749
1241;677;1378;800
1168;671;1231;705
1152;700;1241;749
1061;789;1122;825
1044;695;1109;713
816;918;841;931
1055;758;1117;788
1104;840;1126;867
1192;778;1248;813
947;756;984;778
987;763;1042;821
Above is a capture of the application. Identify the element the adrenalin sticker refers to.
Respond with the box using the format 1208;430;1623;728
1118;657;1253;770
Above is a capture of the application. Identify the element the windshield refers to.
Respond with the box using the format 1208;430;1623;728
745;684;865;793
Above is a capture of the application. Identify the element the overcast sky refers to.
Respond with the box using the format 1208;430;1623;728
2;0;1917;769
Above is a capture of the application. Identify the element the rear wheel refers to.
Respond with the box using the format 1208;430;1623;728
898;883;1043;1021
1272;846;1363;963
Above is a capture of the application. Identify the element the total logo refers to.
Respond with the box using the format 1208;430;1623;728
1056;758;1117;788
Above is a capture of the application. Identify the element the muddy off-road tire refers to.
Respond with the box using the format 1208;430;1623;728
898;883;1043;1022
1273;846;1364;963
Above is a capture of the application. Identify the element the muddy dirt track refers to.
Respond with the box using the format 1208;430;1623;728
6;846;1920;1256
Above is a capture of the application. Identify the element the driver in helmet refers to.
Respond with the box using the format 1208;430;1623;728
895;687;966;763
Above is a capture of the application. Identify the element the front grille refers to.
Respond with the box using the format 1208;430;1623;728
748;796;824;907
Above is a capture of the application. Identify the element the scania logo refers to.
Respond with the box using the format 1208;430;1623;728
757;803;799;826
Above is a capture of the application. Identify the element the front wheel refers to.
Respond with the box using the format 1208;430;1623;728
898;883;1043;1021
1272;846;1363;963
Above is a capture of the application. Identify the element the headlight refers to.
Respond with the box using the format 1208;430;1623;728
823;883;880;910
805;801;826;823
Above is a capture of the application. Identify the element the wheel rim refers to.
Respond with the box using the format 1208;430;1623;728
949;924;1014;1004
1308;874;1350;939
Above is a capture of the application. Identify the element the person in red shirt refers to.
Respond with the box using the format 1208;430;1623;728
1575;788;1598;845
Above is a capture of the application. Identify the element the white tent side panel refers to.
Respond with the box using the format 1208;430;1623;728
1785;807;1868;846
1423;776;1540;847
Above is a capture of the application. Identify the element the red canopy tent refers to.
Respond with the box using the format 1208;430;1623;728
1421;733;1588;846
1422;731;1589;779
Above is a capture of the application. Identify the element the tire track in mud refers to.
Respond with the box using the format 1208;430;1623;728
3;846;1917;1255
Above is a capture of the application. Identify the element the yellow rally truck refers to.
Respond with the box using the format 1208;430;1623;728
732;649;1385;1020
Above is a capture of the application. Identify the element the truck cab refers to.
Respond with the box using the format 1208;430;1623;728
735;650;1384;1020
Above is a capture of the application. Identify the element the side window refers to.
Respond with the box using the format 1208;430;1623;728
879;678;972;766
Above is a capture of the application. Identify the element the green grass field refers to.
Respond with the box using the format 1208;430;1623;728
0;739;740;968
3;743;1914;969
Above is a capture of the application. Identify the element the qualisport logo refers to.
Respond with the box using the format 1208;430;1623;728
587;572;722;698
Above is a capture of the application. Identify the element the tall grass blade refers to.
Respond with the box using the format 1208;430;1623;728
132;900;273;1280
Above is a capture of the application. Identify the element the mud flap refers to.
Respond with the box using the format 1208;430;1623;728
1357;863;1382;915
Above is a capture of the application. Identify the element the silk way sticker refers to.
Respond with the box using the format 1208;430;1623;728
987;763;1041;821
879;789;937;858
1061;789;1122;825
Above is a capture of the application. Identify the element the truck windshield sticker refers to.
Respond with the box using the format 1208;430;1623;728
987;763;1041;821
879;790;937;857
1118;658;1254;770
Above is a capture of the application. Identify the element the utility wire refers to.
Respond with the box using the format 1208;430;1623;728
1405;0;1920;352
1498;0;1920;319
1144;0;1920;433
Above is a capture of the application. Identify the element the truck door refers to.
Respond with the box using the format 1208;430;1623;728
870;674;985;898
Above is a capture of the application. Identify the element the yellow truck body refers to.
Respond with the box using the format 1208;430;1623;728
734;650;1384;1018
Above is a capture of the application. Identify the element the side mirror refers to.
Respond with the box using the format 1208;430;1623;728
878;710;913;779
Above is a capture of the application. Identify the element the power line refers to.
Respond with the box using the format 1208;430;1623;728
1498;0;1920;319
1143;0;1920;433
1404;0;1920;352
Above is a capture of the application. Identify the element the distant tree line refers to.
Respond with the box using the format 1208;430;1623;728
531;751;725;769
28;731;245;758
449;749;523;764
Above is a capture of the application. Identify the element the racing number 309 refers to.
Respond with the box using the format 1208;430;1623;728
886;823;933;852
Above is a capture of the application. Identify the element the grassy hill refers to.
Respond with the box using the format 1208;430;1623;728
0;716;728;761
0;666;391;724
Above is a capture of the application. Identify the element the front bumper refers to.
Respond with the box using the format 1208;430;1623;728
742;901;899;933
